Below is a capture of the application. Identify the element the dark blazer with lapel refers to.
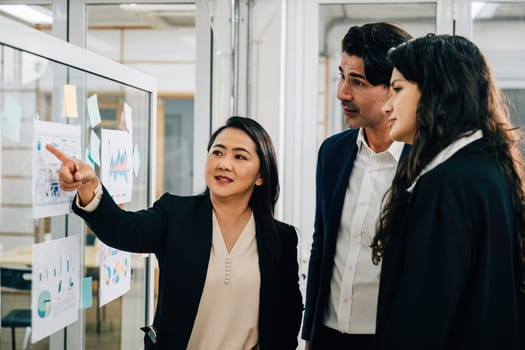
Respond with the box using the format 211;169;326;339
73;187;303;350
375;140;524;349
302;128;409;346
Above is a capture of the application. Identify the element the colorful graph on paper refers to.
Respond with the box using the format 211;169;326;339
109;148;129;182
97;238;131;307
100;129;133;204
32;235;81;343
33;120;81;218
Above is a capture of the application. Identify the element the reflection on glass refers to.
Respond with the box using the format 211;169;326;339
86;4;196;198
0;4;52;29
472;2;525;154
318;3;436;145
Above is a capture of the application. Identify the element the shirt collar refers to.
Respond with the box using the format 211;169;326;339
406;130;483;193
356;127;404;161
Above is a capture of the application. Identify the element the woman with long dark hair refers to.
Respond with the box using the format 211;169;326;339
47;116;303;350
373;34;525;349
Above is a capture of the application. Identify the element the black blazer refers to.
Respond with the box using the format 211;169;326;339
301;128;409;347
73;187;303;350
375;139;525;349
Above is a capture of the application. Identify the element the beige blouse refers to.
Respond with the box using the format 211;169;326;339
186;212;261;350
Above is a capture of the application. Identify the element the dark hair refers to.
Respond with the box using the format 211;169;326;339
206;116;281;259
342;22;412;86
371;34;525;291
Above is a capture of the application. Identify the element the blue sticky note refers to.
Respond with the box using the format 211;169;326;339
90;130;101;166
81;276;93;309
85;147;95;169
87;94;102;128
2;94;22;143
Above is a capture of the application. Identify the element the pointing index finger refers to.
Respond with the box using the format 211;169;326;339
45;144;71;162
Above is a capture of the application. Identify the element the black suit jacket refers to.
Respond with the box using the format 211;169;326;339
73;187;303;350
301;128;409;347
375;140;525;349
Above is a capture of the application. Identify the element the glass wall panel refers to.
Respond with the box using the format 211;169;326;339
0;32;152;350
86;7;196;339
86;3;196;198
0;45;54;350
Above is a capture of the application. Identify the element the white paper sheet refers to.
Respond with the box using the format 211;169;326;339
118;102;133;134
97;239;131;307
33;120;81;218
100;129;133;204
31;235;81;343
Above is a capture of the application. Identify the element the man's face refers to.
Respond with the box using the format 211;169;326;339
337;52;390;129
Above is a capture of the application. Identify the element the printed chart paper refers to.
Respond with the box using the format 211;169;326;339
97;239;131;307
33;120;81;218
32;235;81;343
100;129;133;204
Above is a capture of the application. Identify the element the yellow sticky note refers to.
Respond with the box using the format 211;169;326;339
61;84;78;118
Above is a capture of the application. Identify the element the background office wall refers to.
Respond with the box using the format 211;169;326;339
1;1;524;349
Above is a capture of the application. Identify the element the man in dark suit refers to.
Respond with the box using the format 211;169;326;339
302;23;411;350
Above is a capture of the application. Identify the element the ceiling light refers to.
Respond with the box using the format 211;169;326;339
471;2;499;19
0;5;53;25
119;4;195;13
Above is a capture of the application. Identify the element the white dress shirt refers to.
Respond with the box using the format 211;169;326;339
76;181;103;211
323;128;403;334
407;130;482;192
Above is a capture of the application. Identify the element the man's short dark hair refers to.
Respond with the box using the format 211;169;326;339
342;22;412;86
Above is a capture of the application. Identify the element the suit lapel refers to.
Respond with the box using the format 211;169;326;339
326;134;358;240
185;195;213;287
177;195;214;347
254;218;277;349
255;217;272;305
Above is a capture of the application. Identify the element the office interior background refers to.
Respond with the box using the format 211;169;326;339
0;0;524;349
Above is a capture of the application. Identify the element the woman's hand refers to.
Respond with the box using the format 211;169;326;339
46;144;100;206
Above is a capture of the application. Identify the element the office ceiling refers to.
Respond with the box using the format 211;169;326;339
320;3;435;22
319;3;525;22
1;2;524;30
0;3;196;29
87;4;196;29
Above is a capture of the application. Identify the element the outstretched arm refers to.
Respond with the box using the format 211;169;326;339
46;143;99;206
47;143;169;253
